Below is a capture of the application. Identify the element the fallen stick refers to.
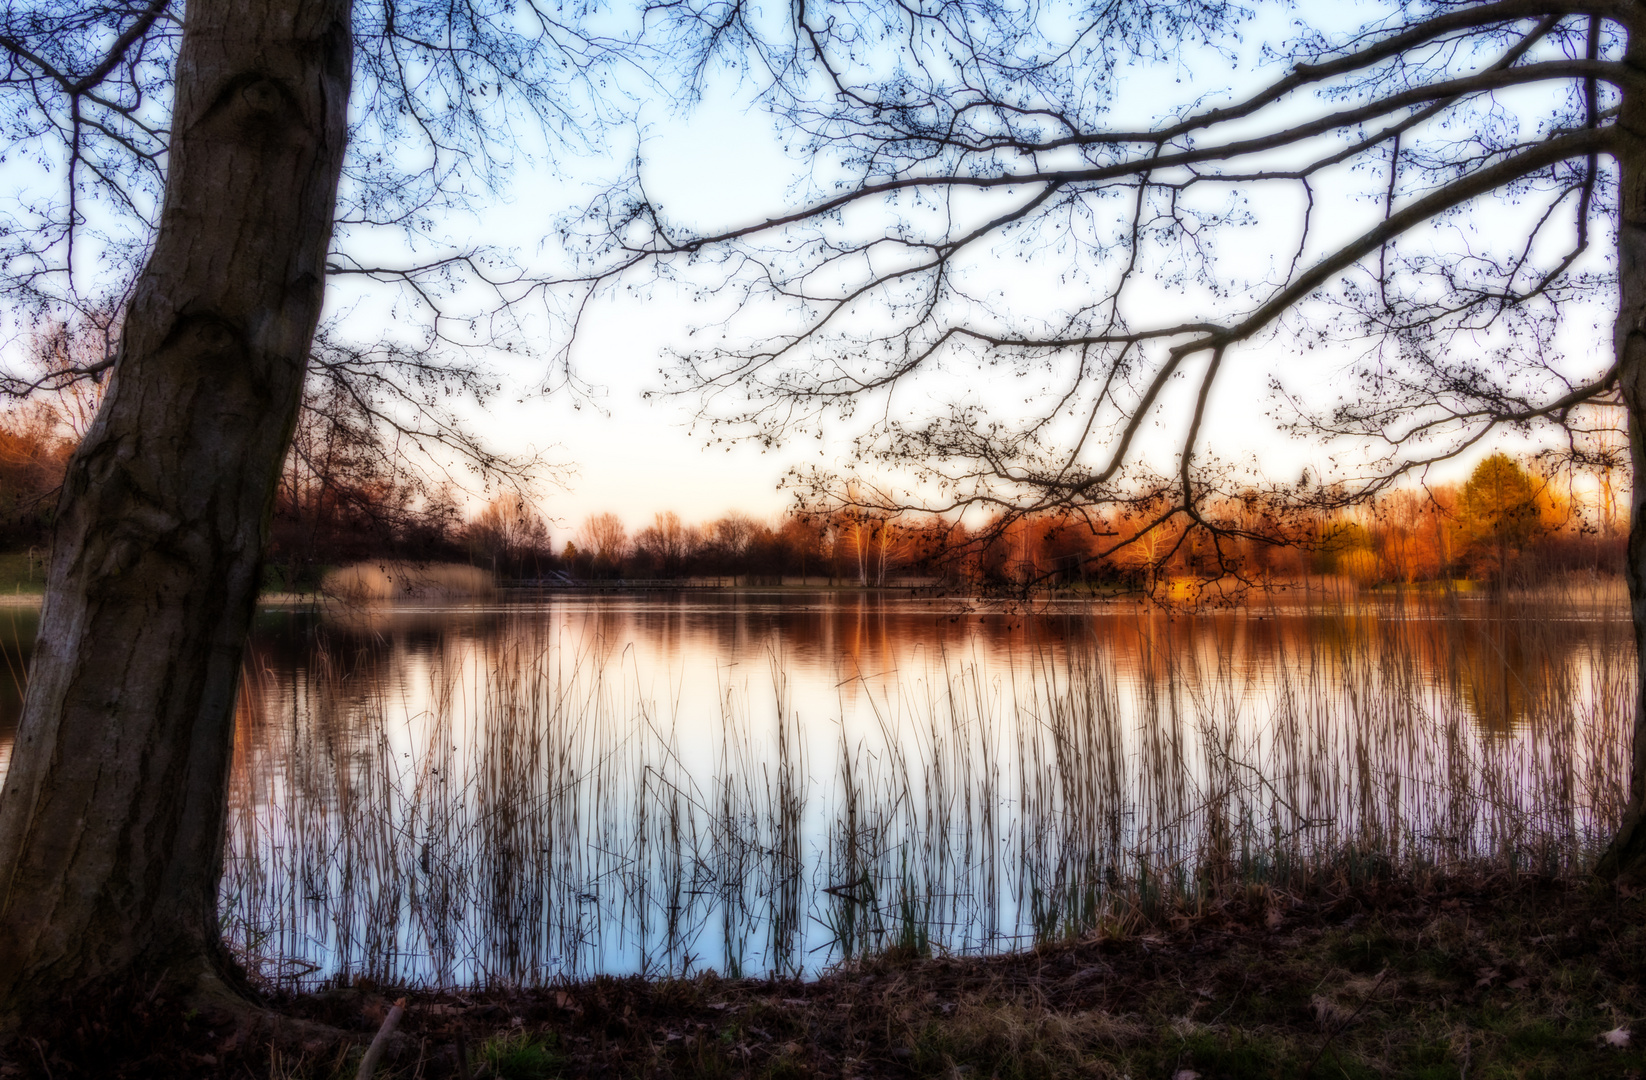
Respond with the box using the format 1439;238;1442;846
355;997;407;1080
1302;969;1387;1079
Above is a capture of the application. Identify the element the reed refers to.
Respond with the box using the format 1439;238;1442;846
219;587;1632;990
319;560;494;600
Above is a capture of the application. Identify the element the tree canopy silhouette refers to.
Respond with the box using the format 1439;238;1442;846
601;1;1646;873
0;0;616;1031
4;0;1646;1043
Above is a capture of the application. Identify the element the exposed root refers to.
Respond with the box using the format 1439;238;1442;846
1595;804;1646;883
0;961;404;1079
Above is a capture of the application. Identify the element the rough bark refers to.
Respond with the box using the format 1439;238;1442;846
1599;9;1646;883
0;0;351;1026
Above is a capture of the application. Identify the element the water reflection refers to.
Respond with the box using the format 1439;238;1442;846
204;590;1636;987
0;590;1629;986
240;590;1629;730
0;605;37;779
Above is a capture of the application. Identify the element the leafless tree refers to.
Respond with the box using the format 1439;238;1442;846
16;307;118;438
0;400;72;547
0;0;621;1029
633;510;699;576
596;1;1646;874
465;492;551;576
576;511;631;575
707;510;759;566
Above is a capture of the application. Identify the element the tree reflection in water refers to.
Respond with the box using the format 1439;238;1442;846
26;587;1622;988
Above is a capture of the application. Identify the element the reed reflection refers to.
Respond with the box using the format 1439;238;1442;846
0;606;37;779
210;589;1633;990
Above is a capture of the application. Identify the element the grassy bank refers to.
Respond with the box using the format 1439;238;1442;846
16;875;1646;1078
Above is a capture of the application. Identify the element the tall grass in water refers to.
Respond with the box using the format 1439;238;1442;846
220;590;1632;989
319;561;494;600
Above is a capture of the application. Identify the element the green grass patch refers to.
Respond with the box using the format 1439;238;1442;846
481;1030;563;1079
1330;923;1403;974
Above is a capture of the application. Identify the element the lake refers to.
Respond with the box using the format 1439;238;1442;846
0;586;1632;988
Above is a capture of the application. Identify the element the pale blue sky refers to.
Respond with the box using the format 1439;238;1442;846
0;3;1620;539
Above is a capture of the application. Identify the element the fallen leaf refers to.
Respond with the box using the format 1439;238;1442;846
1506;977;1530;990
1173;1071;1202;1080
1604;1027;1632;1048
1265;907;1284;929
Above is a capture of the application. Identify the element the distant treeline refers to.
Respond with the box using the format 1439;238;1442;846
547;451;1625;589
0;395;1625;590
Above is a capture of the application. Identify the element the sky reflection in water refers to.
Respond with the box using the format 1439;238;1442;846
0;589;1631;986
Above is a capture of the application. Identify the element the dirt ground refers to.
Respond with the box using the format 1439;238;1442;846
6;874;1646;1079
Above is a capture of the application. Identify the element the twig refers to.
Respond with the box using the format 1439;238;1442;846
355;997;406;1079
1302;968;1388;1078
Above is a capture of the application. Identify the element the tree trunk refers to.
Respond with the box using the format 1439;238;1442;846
1601;18;1646;882
0;0;351;1025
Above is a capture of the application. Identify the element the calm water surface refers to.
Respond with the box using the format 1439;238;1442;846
0;588;1632;986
